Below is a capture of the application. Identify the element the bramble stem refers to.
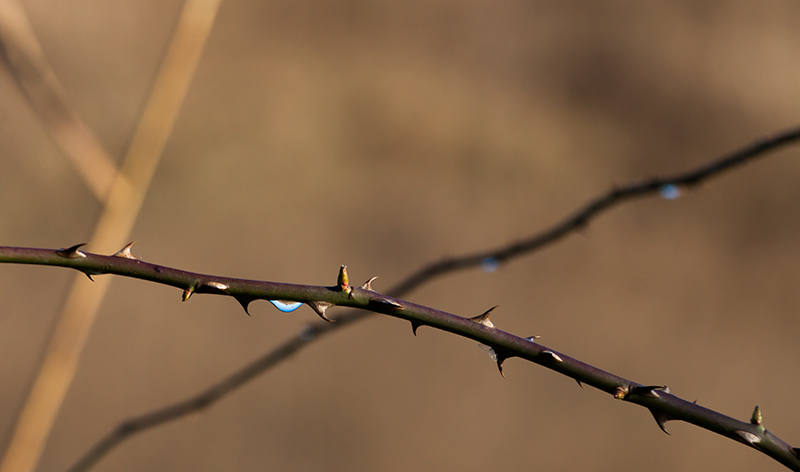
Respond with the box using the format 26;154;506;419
1;245;798;470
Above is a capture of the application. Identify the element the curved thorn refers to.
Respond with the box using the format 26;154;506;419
470;305;498;328
494;350;511;378
650;409;674;435
113;241;138;259
575;379;584;389
371;297;402;309
631;385;667;398
56;243;87;259
83;272;94;282
235;296;255;316
411;321;421;336
541;350;563;362
360;276;378;291
307;301;334;322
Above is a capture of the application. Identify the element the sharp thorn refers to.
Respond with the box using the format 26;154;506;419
56;243;87;259
650;409;674;435
525;335;541;342
575;379;584;389
497;358;506;378
360;276;378;291
182;287;195;301
235;296;255;316
470;305;498;328
541;350;563;362
202;281;229;292
307;301;334;322
791;447;800;459
370;297;403;309
113;241;138;259
631;385;667;398
735;430;761;447
84;272;94;282
411;321;421;336
750;405;762;426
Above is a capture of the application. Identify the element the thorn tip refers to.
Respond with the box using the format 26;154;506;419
360;276;378;291
56;243;87;259
307;301;334;322
650;409;673;435
113;241;138;259
470;305;498;328
541;350;563;362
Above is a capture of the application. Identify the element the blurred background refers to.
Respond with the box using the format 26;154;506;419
1;1;800;471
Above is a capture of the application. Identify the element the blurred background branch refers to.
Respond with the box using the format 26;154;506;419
0;0;118;201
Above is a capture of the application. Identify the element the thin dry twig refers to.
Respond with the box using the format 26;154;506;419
0;0;119;202
0;2;221;472
52;125;800;472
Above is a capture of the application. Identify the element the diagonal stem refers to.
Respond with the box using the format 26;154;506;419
0;245;798;470
1;125;799;471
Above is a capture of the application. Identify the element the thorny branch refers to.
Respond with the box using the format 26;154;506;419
2;125;800;472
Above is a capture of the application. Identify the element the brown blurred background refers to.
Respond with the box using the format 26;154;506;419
1;1;800;471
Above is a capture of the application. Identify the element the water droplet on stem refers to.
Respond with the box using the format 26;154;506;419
659;184;681;200
269;300;303;312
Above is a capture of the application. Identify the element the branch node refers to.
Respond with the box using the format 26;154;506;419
614;386;629;399
750;405;762;426
182;285;196;302
338;265;352;296
56;243;87;259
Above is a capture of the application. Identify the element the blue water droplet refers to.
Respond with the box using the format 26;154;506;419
659;184;681;200
269;300;303;312
481;257;499;273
